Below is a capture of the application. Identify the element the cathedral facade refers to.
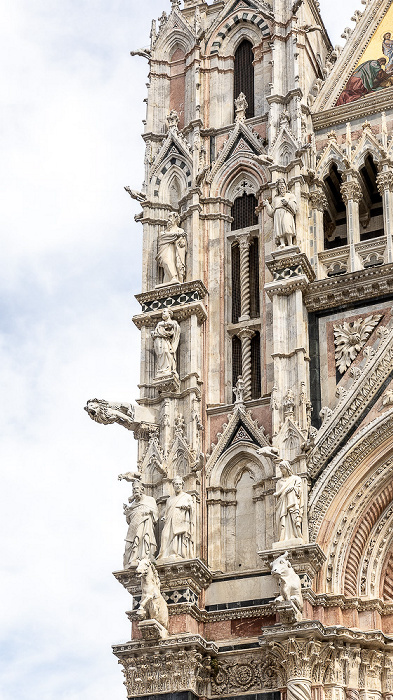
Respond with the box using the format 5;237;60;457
85;1;393;699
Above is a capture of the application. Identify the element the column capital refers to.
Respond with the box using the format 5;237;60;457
235;231;252;249
237;327;256;341
341;179;362;205
377;170;393;195
309;189;328;212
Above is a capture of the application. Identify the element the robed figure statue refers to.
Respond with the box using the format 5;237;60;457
158;476;195;561
263;179;297;248
156;212;187;285
274;460;303;542
151;310;180;378
123;481;158;567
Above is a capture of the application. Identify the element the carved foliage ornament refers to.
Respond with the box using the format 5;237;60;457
333;315;382;374
211;656;279;696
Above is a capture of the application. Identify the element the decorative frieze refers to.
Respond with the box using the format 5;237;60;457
134;280;208;325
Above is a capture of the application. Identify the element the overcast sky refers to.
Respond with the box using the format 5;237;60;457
0;1;363;698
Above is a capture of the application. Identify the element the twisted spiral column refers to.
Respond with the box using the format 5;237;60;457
287;679;312;700
236;233;251;321
238;328;255;401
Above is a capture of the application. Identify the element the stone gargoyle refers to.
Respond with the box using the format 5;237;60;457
84;398;135;430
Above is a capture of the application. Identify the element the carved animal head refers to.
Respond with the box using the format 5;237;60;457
270;551;292;578
136;558;151;579
84;398;113;424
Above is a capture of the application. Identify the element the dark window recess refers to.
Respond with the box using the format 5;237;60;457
234;40;255;118
251;331;261;400
359;155;384;242
232;336;242;398
231;243;241;323
231;193;258;231
323;164;347;249
249;237;260;319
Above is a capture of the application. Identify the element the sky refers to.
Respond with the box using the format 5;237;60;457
0;0;364;699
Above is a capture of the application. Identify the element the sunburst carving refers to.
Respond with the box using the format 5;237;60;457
333;315;382;374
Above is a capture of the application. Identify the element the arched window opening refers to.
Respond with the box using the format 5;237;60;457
169;176;182;210
359;155;383;242
232;336;242;399
251;331;261;400
170;47;186;129
231;193;258;231
323;164;347;249
231;243;241;323
234;470;256;568
249;237;260;319
234;40;255;119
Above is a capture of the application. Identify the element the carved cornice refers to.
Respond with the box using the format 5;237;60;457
113;632;218;656
136;279;208;308
304;264;393;312
258;544;326;579
312;89;393;131
133;286;208;327
265;251;315;299
113;558;212;596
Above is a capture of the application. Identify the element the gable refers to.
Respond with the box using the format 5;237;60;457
315;0;393;111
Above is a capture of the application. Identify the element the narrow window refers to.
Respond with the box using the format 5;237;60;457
234;40;255;118
251;331;261;400
231;193;258;231
359;155;383;242
170;48;186;129
232;336;242;397
249;237;260;319
323;164;347;249
231;243;241;323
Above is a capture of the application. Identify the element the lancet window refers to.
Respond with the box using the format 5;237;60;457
358;155;384;242
323;164;347;249
169;47;186;129
228;188;261;401
234;40;255;119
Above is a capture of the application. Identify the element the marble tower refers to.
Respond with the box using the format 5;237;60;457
86;0;393;699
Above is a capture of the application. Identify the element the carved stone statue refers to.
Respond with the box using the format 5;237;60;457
271;551;303;614
135;558;169;638
274;460;303;542
84;399;135;430
157;476;195;561
263;179;297;248
156;212;187;285
235;92;248;122
233;376;245;405
123;481;158;567
151;310;180;379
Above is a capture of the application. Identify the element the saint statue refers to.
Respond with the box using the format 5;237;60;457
263;179;297;248
123;480;158;568
157;476;194;561
151;310;180;378
274;461;303;542
156;212;187;285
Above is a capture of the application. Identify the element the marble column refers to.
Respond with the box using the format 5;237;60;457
236;232;251;322
377;169;393;264
238;327;255;401
341;177;362;273
309;187;328;278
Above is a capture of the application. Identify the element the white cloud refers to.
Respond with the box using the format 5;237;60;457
0;1;371;698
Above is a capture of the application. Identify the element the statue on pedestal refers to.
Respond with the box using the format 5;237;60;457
263;179;297;248
156;212;187;285
275;460;303;542
157;476;194;561
123;481;158;568
135;558;169;639
151;310;180;379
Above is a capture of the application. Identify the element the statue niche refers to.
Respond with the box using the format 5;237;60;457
156;212;187;285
